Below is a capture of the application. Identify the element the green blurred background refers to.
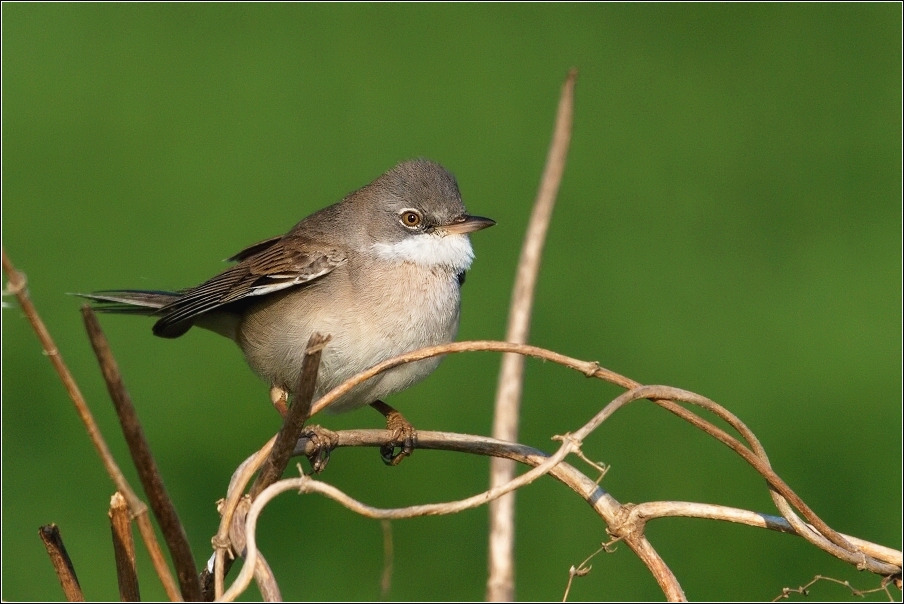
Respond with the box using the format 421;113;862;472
2;4;900;601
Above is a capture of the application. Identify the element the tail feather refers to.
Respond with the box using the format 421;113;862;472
75;290;181;314
75;290;191;337
76;290;223;338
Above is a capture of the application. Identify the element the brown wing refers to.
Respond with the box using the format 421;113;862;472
152;234;346;337
226;235;285;262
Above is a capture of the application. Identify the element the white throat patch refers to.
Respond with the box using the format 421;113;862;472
372;233;475;273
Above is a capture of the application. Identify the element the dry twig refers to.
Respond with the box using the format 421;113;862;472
562;538;619;602
2;249;181;601
489;67;578;602
772;574;899;602
109;492;141;601
82;307;201;601
38;524;85;602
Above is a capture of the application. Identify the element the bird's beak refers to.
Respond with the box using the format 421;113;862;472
442;214;496;235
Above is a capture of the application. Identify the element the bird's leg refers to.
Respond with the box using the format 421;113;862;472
370;400;418;466
269;385;290;418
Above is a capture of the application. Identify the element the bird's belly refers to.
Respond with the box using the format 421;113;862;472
236;268;462;412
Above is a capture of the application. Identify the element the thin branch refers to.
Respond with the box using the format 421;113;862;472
489;67;577;602
211;439;275;600
319;430;901;568
216;422;901;601
303;339;898;576
209;340;900;600
644;393;863;569
600;386;900;577
252;551;282;602
2;251;132;499
637;391;897;575
623;501;902;568
82;306;201;601
312;343;900;578
38;524;85;602
109;492;141;602
2;249;181;601
227;496;282;602
134;514;183;602
773;574;899;602
308;340;608;416
562;539;618;602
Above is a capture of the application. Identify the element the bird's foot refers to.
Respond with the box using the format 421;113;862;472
370;400;418;466
299;425;339;474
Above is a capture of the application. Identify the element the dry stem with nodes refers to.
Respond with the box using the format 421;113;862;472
4;70;901;602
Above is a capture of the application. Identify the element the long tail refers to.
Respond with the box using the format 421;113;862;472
75;290;194;337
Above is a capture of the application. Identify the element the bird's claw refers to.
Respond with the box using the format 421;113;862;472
379;408;418;466
369;400;419;466
301;425;339;474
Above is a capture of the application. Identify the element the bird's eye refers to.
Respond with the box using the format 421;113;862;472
400;210;422;228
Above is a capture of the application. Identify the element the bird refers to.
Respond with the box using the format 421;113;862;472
80;159;494;465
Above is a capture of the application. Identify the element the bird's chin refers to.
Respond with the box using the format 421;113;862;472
371;233;475;273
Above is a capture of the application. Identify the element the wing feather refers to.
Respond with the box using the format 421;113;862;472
151;235;346;337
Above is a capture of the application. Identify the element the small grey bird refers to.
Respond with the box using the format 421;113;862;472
82;159;494;464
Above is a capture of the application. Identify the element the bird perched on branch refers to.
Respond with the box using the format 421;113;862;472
80;159;494;465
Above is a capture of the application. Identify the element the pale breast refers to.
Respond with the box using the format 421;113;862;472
235;260;462;412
